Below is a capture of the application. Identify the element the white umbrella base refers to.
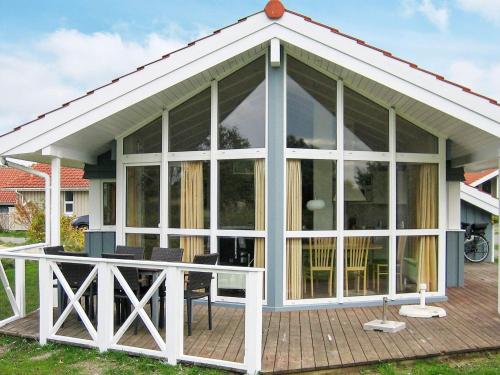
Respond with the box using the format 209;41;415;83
399;305;447;318
363;320;406;333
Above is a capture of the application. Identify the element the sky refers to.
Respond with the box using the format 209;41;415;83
0;0;499;133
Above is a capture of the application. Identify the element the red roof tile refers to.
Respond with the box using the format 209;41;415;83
0;164;89;189
0;190;17;204
464;168;497;186
0;1;497;140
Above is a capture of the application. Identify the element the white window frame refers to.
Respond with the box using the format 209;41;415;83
101;179;117;230
64;191;74;216
282;51;446;306
116;51;269;305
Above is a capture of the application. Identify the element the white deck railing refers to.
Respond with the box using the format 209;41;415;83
0;245;264;374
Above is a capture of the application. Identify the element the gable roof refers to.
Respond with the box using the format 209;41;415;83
0;164;89;190
0;1;498;168
0;190;17;205
464;168;498;187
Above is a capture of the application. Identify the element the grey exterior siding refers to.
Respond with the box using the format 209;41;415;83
460;200;493;247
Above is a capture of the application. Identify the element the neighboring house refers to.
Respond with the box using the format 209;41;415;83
460;169;499;262
0;164;89;229
0;1;499;311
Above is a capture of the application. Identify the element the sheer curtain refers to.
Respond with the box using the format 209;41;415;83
415;164;438;291
286;160;302;299
254;159;265;268
180;161;205;262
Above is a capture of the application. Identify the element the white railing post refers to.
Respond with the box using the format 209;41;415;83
97;262;114;352
244;270;263;374
165;266;183;365
15;258;26;318
39;258;53;345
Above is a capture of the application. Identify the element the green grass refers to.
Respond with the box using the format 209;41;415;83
0;231;27;238
0;261;39;320
0;335;224;374
363;351;500;375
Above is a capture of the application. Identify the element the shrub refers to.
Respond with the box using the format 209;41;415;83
60;215;85;252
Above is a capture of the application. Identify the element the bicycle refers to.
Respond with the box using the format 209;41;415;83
461;222;490;262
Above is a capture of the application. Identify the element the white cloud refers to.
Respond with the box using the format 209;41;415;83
456;0;500;25
402;0;449;31
447;60;500;100
0;25;201;132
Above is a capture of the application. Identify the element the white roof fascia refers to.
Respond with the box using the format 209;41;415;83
0;13;275;157
460;182;499;216
274;13;500;135
470;170;499;187
1;11;499;159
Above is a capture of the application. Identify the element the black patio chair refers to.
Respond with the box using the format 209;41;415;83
150;247;184;328
102;253;141;334
185;253;218;336
116;245;144;260
57;252;95;321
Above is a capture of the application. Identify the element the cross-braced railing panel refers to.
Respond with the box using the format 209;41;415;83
49;262;98;344
110;266;167;354
0;259;21;323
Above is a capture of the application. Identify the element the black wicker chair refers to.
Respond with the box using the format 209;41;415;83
150;247;184;328
116;245;144;260
57;252;95;321
185;253;218;336
102;253;141;334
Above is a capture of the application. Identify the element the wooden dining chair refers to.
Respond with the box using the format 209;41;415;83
344;237;370;296
307;237;336;298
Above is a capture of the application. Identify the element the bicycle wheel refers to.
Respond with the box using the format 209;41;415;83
464;234;489;262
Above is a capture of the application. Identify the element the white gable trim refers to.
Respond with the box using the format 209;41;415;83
1;11;499;159
470;170;498;187
460;182;499;216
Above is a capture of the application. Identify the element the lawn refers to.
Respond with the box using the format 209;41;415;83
0;335;224;375
363;351;500;375
0;260;39;320
0;231;28;238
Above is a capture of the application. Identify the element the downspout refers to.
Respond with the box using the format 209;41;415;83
0;157;51;245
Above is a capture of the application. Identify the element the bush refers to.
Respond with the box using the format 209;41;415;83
16;201;84;251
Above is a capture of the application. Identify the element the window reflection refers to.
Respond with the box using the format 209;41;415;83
396;116;438;154
123;117;162;154
344;87;389;151
218;56;266;149
344;161;389;229
126;233;160;260
126;166;160;228
287;56;337;150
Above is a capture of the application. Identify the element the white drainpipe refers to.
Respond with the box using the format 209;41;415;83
0;157;51;245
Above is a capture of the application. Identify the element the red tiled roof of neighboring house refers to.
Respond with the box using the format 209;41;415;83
464;168;497;186
0;0;498;140
0;190;17;204
0;164;89;189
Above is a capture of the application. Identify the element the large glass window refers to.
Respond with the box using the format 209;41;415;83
397;236;438;293
218;56;266;149
218;159;265;230
126;165;160;228
396;116;438;154
169;88;211;152
64;191;74;215
344;236;389;297
102;181;116;226
168;161;210;229
344;87;389;152
344;161;389;229
287;56;337;150
286;159;336;231
397;163;438;229
168;235;210;263
123;117;162;154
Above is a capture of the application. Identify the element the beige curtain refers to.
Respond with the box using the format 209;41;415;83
286;160;302;300
415;164;438;291
180;161;205;262
254;159;265;268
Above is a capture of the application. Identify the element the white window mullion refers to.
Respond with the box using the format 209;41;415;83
160;110;169;247
438;136;447;295
115;138;124;246
389;108;397;299
336;79;344;303
210;80;218;258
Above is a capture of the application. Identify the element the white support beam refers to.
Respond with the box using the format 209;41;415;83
270;38;280;67
42;145;97;165
498;157;500;314
51;157;61;246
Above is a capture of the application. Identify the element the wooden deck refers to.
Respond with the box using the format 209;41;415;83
1;262;499;373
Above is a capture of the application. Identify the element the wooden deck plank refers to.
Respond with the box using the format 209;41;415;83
299;311;315;370
325;309;355;365
261;312;280;371
317;309;342;367
308;310;329;369
344;308;379;362
287;311;302;371
274;312;290;372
